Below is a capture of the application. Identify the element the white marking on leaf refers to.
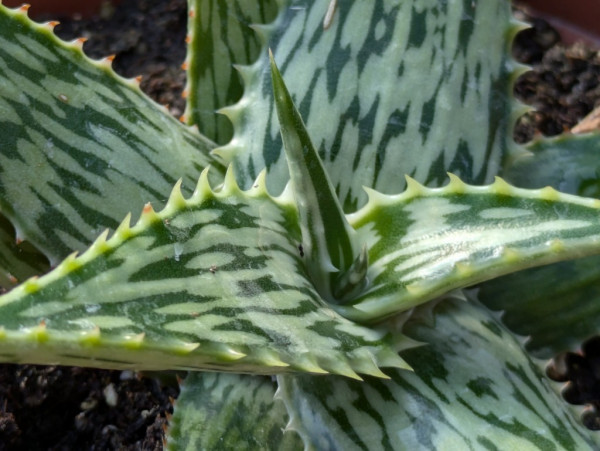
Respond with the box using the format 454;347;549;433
479;207;533;219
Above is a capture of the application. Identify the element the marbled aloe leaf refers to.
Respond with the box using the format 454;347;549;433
166;373;302;450
0;213;48;290
0;171;408;377
217;0;522;211
184;0;278;143
504;133;600;198
338;176;600;323
270;52;360;303
476;132;600;358
476;256;600;359
278;296;598;450
0;4;223;262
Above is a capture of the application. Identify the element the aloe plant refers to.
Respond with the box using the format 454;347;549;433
1;0;600;448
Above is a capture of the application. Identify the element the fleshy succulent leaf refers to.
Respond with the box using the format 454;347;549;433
270;52;363;303
477;132;600;358
0;171;409;376
183;0;278;143
504;133;600;199
337;175;600;323
278;296;599;449
166;373;303;450
476;256;600;359
0;3;224;262
0;212;48;290
219;0;521;211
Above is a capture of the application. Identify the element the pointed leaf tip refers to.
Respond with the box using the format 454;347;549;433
270;52;368;305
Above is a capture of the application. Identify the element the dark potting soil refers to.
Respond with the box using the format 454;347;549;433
0;1;599;449
512;8;600;143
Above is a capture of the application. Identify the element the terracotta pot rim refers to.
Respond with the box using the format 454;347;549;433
517;0;600;47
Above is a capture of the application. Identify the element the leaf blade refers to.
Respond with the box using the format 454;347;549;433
184;0;279;142
278;296;598;450
0;173;408;376
339;176;600;322
220;0;520;210
166;373;303;450
0;4;224;261
477;132;600;357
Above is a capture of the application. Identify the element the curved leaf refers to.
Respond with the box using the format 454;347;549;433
336;175;600;322
505;133;600;198
166;373;302;450
476;256;600;358
184;0;278;143
0;172;408;376
218;0;522;211
0;212;48;290
0;4;224;261
477;132;600;357
278;296;598;450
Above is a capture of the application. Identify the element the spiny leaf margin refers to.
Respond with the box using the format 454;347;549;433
278;296;599;450
0;2;223;261
339;174;600;322
0;169;408;377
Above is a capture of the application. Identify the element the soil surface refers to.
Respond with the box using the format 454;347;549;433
0;1;599;449
512;8;600;143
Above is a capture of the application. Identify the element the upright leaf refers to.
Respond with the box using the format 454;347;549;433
217;0;522;211
184;0;278;143
271;52;364;303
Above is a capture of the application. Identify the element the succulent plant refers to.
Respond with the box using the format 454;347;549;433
1;0;600;448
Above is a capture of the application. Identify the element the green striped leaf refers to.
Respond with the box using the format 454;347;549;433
166;373;302;450
184;0;278;143
337;176;600;323
0;4;224;262
476;257;600;359
0;171;409;376
270;52;362;303
476;132;600;358
278;296;598;450
0;212;48;290
217;0;522;211
504;133;600;198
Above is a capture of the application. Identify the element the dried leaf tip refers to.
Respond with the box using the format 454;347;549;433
71;37;87;49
